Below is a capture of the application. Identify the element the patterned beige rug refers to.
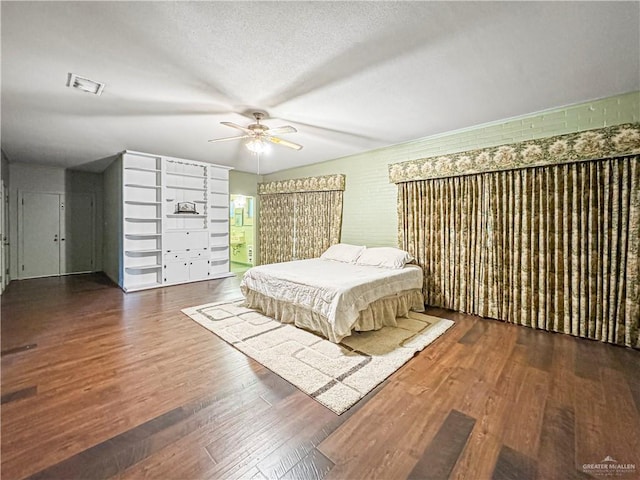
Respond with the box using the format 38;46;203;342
182;299;454;414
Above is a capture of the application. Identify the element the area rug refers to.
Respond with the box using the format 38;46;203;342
182;299;454;414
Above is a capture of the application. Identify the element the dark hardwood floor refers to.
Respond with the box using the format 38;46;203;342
1;273;639;480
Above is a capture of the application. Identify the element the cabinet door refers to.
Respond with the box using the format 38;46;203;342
164;261;189;284
188;231;208;250
189;259;209;281
164;231;187;252
165;230;209;252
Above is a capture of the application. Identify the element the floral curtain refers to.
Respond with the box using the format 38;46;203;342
259;174;345;264
259;193;295;265
294;191;343;259
389;123;640;182
398;156;639;348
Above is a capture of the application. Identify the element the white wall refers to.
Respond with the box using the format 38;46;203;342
8;163;104;279
1;150;9;185
101;156;121;285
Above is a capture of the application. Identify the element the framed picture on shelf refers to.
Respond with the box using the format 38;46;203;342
174;201;197;214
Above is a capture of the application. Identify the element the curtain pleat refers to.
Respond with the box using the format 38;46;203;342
259;190;343;265
258;193;295;265
399;156;639;347
293;190;343;260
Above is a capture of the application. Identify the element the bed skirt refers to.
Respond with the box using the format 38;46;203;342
242;288;425;343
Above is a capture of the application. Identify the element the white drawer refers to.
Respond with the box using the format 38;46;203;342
164;251;187;262
189;249;207;259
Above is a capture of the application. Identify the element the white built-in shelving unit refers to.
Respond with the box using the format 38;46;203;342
208;168;231;277
103;150;232;292
122;154;163;291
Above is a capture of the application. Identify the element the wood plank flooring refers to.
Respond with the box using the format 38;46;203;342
1;273;639;480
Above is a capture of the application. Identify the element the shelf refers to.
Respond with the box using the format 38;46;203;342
125;184;161;190
125;249;161;255
163;228;207;233
210;190;228;195
125;233;162;238
125;167;160;173
166;171;206;179
210;219;228;223
210;176;228;181
125;201;162;206
193;200;207;204
166;185;206;192
166;214;206;218
125;264;162;271
210;205;227;209
125;217;161;222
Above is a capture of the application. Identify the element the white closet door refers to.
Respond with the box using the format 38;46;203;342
3;183;8;289
20;192;60;278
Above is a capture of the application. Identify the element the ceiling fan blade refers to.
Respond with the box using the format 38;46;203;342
208;134;251;143
221;121;253;134
268;136;303;151
265;125;297;135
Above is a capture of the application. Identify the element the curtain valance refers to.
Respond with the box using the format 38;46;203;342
389;123;640;183
259;174;345;194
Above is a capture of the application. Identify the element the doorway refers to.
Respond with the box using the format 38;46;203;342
0;182;7;292
229;194;255;276
19;191;95;279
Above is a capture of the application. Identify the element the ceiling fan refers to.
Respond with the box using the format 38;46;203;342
208;112;303;153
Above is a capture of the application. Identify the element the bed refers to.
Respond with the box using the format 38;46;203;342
240;245;425;342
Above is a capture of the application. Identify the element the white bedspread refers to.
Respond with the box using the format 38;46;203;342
240;258;423;340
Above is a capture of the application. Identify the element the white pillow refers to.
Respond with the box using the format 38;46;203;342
355;247;414;269
320;243;365;263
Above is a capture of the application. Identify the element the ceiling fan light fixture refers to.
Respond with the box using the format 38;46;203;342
209;111;301;152
245;138;270;154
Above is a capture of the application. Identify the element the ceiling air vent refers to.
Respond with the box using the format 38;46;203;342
67;73;105;95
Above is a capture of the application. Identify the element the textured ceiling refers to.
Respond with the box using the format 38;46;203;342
1;1;639;174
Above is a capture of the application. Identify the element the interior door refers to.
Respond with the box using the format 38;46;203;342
20;192;61;278
2;183;8;289
0;182;5;292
